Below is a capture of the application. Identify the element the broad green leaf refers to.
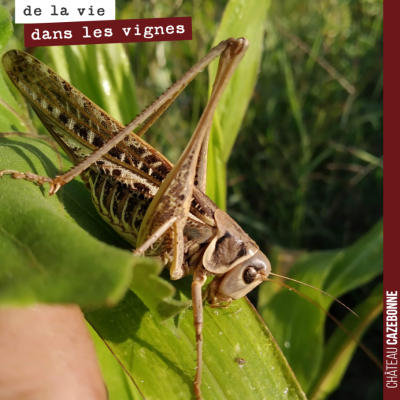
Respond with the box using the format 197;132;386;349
0;135;191;318
89;323;144;400
259;222;383;393
323;219;383;299
206;0;270;209
0;135;145;306
308;283;383;400
97;44;140;124
259;251;340;391
86;280;307;400
0;105;28;132
130;262;191;321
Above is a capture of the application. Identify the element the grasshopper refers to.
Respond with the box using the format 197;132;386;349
0;39;355;399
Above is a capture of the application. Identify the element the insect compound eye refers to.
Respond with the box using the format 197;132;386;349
243;266;257;284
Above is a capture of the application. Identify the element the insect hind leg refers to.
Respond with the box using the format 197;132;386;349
136;39;249;277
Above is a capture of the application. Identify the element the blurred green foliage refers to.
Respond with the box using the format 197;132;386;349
228;0;383;251
0;0;382;398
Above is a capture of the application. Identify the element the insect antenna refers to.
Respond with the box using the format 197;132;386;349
267;272;358;317
265;278;383;371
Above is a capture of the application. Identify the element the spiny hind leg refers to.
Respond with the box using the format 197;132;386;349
42;39;244;191
135;39;249;278
194;37;249;194
134;40;248;400
2;41;239;196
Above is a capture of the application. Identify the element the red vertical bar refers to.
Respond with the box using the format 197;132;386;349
384;1;400;399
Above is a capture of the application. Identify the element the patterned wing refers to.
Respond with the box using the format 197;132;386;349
2;49;172;197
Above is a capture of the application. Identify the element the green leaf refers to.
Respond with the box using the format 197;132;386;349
259;251;339;391
89;323;144;400
130;262;191;321
86;281;307;400
206;0;270;209
258;221;383;393
0;135;190;319
330;142;383;168
323;219;383;299
277;46;310;165
0;135;145;306
0;102;28;132
308;283;383;400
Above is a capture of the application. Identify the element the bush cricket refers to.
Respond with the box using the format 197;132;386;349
1;38;356;399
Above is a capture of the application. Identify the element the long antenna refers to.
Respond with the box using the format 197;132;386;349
266;278;383;371
266;272;359;318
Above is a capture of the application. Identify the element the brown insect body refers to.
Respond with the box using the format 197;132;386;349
4;50;217;264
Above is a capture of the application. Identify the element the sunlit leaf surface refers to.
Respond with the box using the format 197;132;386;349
87;278;307;400
0;135;155;307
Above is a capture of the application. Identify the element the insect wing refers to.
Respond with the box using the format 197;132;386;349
2;50;172;197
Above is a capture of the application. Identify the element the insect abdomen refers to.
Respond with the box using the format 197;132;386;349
82;169;152;248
